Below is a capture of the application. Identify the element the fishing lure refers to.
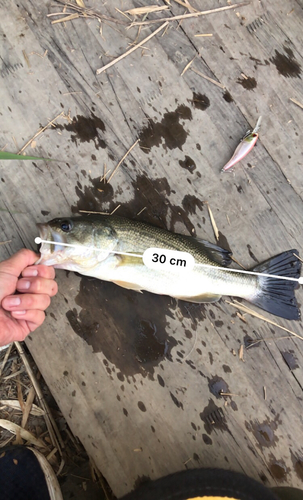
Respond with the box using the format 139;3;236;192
222;116;262;172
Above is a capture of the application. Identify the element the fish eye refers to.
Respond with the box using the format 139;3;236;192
60;219;73;232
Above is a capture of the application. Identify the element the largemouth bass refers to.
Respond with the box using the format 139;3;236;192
36;215;301;320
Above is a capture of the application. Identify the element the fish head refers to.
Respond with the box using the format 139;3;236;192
36;216;118;270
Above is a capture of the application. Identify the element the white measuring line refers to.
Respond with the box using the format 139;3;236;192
34;237;303;285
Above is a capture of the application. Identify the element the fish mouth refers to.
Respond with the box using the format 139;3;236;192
35;223;66;266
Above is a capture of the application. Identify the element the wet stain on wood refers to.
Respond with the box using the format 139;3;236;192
182;195;203;215
208;375;230;399
200;399;227;434
246;416;281;450
270;47;301;78
223;90;233;103
170;391;184;410
66;280;177;378
269;459;288;482
179;155;196;173
281;351;299;370
237;75;257;90
190;92;210;111
138;105;192;152
55;113;106;149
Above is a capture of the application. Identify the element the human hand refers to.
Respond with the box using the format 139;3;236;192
0;249;58;346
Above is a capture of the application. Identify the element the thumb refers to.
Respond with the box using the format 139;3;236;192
0;249;39;279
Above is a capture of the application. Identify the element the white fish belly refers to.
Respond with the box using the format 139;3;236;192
85;257;258;301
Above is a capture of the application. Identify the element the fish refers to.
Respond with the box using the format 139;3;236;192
222;116;262;172
36;215;301;320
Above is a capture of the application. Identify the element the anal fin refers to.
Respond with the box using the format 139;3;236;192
113;280;143;293
176;293;222;304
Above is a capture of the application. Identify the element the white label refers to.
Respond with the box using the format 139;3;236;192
143;247;195;273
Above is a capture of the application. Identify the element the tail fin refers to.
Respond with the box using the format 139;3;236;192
249;250;301;320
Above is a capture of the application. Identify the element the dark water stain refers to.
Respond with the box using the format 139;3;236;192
179;155;196;173
269;460;288;482
290;452;303;482
157;374;165;387
246;416;281;450
66;279;177;378
138;104;192;152
41;210;50;216
247;244;259;264
135;320;167;363
237;75;257;90
217;232;232;253
72;175;114;214
249;56;270;70
270;47;301;78
244;335;260;349
281;351;299;370
200;399;227;434
190;92;210;111
208;376;230;399
230;400;238;412
222;364;231;373
202;434;212;445
182;195;203;215
138;401;147;412
223;91;233;103
170;391;184;410
177;301;206;331
55;113;106;149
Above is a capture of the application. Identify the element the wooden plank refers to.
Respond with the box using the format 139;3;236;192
1;0;303;497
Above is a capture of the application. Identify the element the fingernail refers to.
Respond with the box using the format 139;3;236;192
23;268;38;277
6;297;21;307
12;310;26;316
18;280;31;290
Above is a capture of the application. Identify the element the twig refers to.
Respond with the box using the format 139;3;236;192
290;97;303;110
18;111;65;154
0;344;13;377
172;0;198;12
79;210;110;215
181;55;196;76
96;22;168;75
0;240;11;245
194;33;213;37
107;139;139;182
125;6;169;16
14;342;65;461
52;0;128;25
225;301;303;341
204;201;219;241
190;67;225;89
136;207;147;216
110;204;121;215
130;3;250;26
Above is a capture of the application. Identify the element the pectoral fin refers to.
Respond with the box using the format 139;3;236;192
113;280;143;293
176;293;222;304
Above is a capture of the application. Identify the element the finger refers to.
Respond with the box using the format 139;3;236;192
17;277;58;297
22;265;56;280
2;293;51;312
0;249;38;279
10;309;45;331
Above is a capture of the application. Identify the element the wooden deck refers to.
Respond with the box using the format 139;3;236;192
1;0;303;497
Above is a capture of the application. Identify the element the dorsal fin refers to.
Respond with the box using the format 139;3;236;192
196;239;232;267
